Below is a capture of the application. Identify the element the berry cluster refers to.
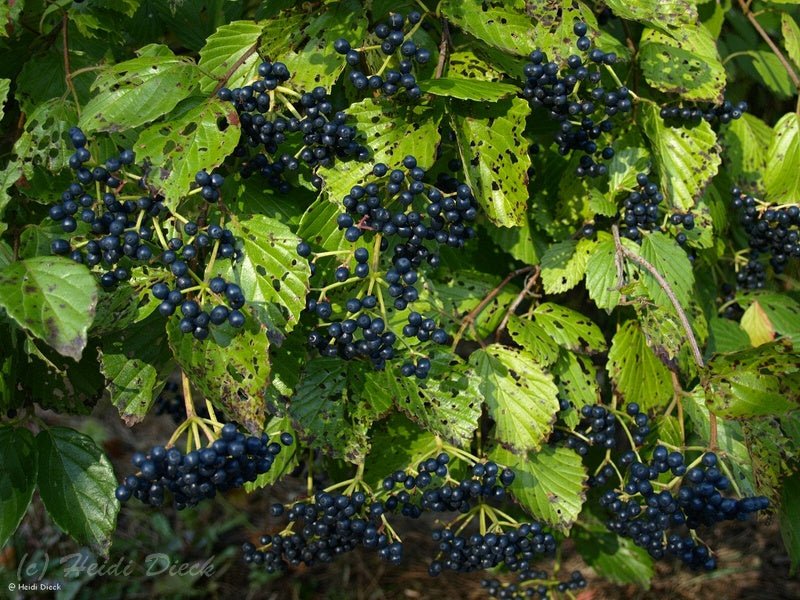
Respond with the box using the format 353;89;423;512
668;211;696;246
522;22;633;177
619;173;664;242
336;11;431;100
731;188;800;289
482;570;587;599
218;61;368;192
660;99;747;127
600;450;769;570
298;156;476;377
115;424;293;510
566;404;619;455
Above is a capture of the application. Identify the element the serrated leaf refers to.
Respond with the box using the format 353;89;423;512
470;345;559;454
740;301;776;347
607;147;651;196
533;303;606;353
748;50;795;98
540;238;596;295
585;232;623;311
640;101;720;211
13;99;79;178
319;98;442;203
134;98;240;206
167;318;269;433
198;20;265;93
639;26;725;102
491;446;586;529
765;112;800;202
447;50;505;82
608;320;673;410
36;427;118;556
703;343;799;418
783;13;800;72
552;350;601;409
225;214;310;335
723;113;774;188
604;0;696;30
708;316;752;354
376;354;482;447
99;315;173;426
452;97;531;227
506;316;560;367
0;257;98;361
80;51;198;132
417;78;518;101
639;231;694;308
0;427;37;548
441;0;536;56
574;522;655;587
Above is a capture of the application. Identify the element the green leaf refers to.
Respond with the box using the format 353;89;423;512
486;219;543;264
765;112;800;203
639;231;694;308
608;320;673;410
417;78;518;101
446;50;505;82
780;472;800;574
585;232;623;311
0;257;98;361
0;427;37;548
80;51;198;132
639;26;725;102
452;97;531;227
604;0;697;29
134;98;240;206
753;292;800;347
225;214;310;335
198;20;264;93
375;354;482;447
640;101;721;211
708;316;752;354
748;50;795;98
574;521;655;587
36;427;118;556
363;414;439;489
491;446;586;529
506;316;560;367
703;343;799;418
540;238;596;295
722;113;774;188
783;13;800;71
319;98;442;203
441;0;536;56
607;146;651;196
0;78;10;120
99;315;173;425
297;196;348;252
552;350;601;410
0;159;22;228
533;303;607;353
260;0;367;93
470;345;559;454
167;317;269;432
12;98;79;178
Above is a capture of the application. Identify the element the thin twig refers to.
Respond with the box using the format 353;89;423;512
611;226;704;371
433;19;451;79
494;267;541;342
738;0;800;89
451;266;534;350
212;43;259;96
62;13;81;115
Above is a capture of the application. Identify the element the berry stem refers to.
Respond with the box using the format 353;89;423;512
181;372;196;418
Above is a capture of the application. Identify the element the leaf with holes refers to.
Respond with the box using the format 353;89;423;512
417;78;518;101
608;320;673;410
80;50;198;132
639;231;694;309
533;303;607;353
135;97;240;207
506;316;560;367
540;238;596;295
604;0;696;29
13;99;78;179
0;257;97;361
167;318;269;433
639;26;725;102
471;345;559;454
640;102;720;211
491;445;587;530
451;97;531;227
552;350;601;411
319;98;442;203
